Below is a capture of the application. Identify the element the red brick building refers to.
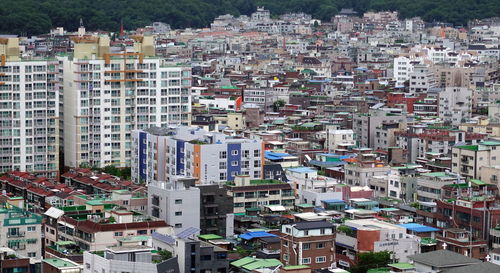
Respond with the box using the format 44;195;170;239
280;221;336;270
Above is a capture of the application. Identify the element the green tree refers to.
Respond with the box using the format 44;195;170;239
157;249;172;261
350;251;392;273
272;99;286;112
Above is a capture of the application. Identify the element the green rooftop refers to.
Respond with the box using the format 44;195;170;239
388;263;415;270
230;257;282;271
420;237;438;245
470;179;488;185
480;141;500;146
456;145;479;151
43;258;78;268
198;234;223;240
86;200;104;206
421;172;453;178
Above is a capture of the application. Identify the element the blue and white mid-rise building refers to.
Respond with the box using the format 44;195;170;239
131;126;264;184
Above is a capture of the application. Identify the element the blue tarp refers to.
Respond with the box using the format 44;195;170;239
239;231;277;240
399;223;440;233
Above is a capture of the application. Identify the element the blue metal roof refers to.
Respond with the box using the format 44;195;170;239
239;231;277;240
399;223;440;233
265;151;293;160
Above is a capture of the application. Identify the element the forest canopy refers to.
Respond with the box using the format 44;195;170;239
1;0;499;35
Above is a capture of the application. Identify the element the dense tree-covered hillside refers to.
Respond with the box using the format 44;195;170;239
1;0;499;35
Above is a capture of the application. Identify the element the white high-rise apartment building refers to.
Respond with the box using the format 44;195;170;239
0;38;60;177
60;35;191;168
393;56;414;87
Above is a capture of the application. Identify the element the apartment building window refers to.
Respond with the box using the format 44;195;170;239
302;258;311;264
242;161;249;168
175;224;182;228
219;161;227;169
175;211;182;216
175;199;182;204
231;161;238;167
232;150;238;156
152;195;160;206
316;242;325;249
254;150;260;157
219;151;227;159
114;232;123;236
316;256;326;263
28;252;36;257
27;226;36;232
302;243;311;250
220;173;227;180
137;230;147;235
254;160;260;168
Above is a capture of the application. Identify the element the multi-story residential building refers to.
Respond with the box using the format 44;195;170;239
243;88;275;110
353;108;408;148
280;221;335;269
344;153;390;187
416;172;461;202
152;232;229;273
373;123;401;151
409;64;437;94
225;175;295;213
0;248;33;273
325;127;355;153
0;38;60;177
413;97;438;117
60;35;191;168
197;183;234;237
83;245;178;273
459;121;500;138
0;204;42;261
148;176;200;232
438;87;472;125
43;204;172;252
393;56;415;87
431;197;500;241
436;228;488;260
480;165;500;187
335;219;420;269
452;141;500;179
132;126;264;184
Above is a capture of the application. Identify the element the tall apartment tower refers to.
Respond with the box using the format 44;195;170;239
59;35;191;168
0;38;60;177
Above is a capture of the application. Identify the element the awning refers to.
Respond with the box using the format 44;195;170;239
44;207;64;219
265;205;286;212
59;222;75;229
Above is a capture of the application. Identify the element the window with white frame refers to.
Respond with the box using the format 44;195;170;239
316;256;326;263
